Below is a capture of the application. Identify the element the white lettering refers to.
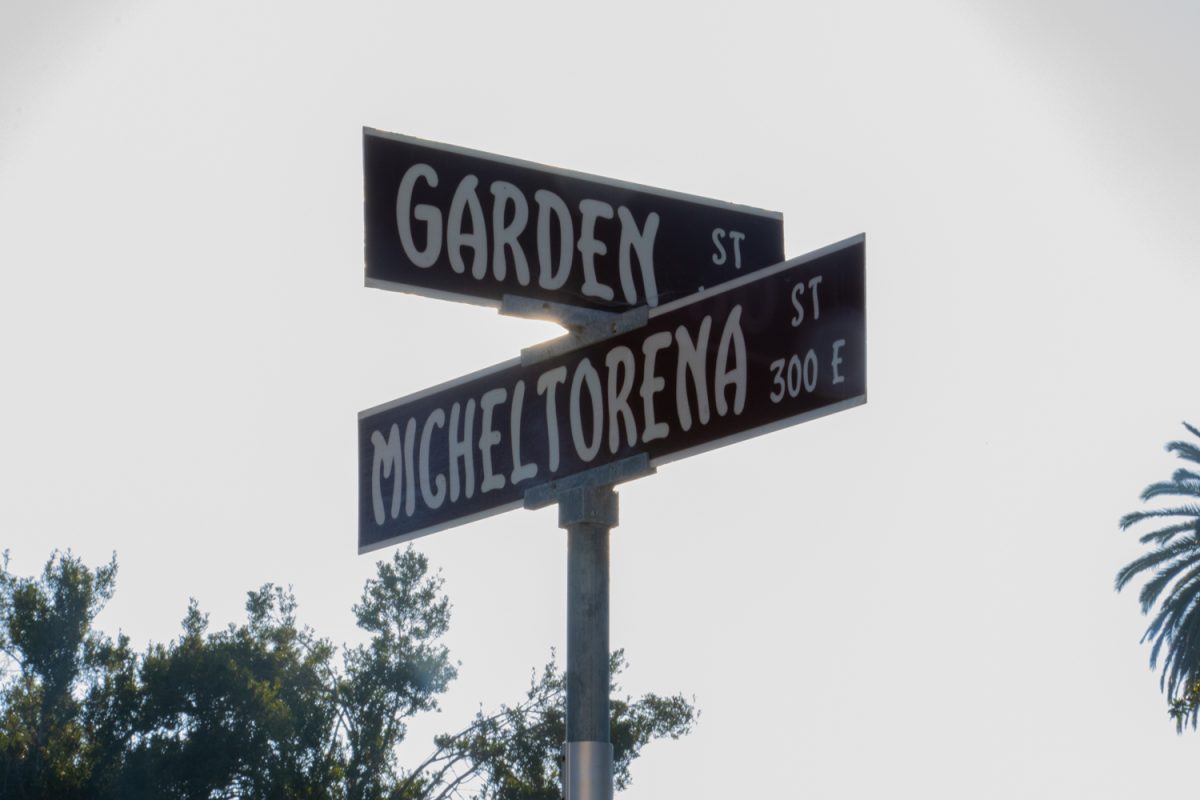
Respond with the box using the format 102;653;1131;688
808;275;822;320
832;339;846;384
803;349;818;392
577;199;615;301
489;181;530;285
787;354;802;396
478;388;507;493
640;331;672;443
537;366;568;473
715;305;747;417
397;173;674;308
395;164;441;268
674;317;712;431
771;351;820;402
448;400;476;501
605;346;637;454
509;380;537;484
447;175;487;278
419;409;447;509
569;358;603;462
712;228;727;265
402;417;416;517
534;189;573;291
769;358;786;403
617;207;659;307
370;424;403;525
729;231;745;269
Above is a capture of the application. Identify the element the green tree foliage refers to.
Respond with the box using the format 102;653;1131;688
0;550;694;799
1116;421;1200;730
409;651;695;800
0;550;135;799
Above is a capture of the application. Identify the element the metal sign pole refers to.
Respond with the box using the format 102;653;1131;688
524;455;654;800
561;483;616;800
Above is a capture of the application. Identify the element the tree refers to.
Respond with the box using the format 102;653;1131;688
0;549;694;798
119;588;347;799
406;651;695;800
0;550;136;799
1115;421;1200;730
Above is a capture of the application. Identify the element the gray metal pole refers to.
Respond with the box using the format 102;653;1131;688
559;484;617;800
525;456;650;800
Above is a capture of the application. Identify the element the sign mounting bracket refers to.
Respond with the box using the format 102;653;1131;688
523;453;655;510
502;294;651;366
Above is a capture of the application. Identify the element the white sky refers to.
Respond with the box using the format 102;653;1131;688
2;1;1199;797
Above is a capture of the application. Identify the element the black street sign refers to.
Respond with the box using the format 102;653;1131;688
364;128;785;313
358;235;865;552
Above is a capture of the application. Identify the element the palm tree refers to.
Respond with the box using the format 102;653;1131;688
1116;422;1200;730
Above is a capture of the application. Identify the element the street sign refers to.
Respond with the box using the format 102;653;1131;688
364;128;785;313
358;234;865;552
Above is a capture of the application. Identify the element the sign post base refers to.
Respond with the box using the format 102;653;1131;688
565;740;614;800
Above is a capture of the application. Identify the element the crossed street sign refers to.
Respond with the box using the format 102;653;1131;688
359;129;866;800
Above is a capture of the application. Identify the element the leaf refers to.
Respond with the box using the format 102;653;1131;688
1115;533;1200;591
1120;506;1200;530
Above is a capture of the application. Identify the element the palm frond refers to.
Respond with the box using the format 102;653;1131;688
1139;562;1200;615
1185;422;1200;440
1143;573;1200;669
1116;533;1200;591
1120;506;1200;530
1139;522;1200;546
1158;592;1200;697
1167;440;1200;466
1142;480;1200;502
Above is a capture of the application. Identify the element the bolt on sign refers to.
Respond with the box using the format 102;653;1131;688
364;129;786;312
359;235;865;552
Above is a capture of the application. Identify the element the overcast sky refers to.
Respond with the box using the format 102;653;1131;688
2;2;1199;797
